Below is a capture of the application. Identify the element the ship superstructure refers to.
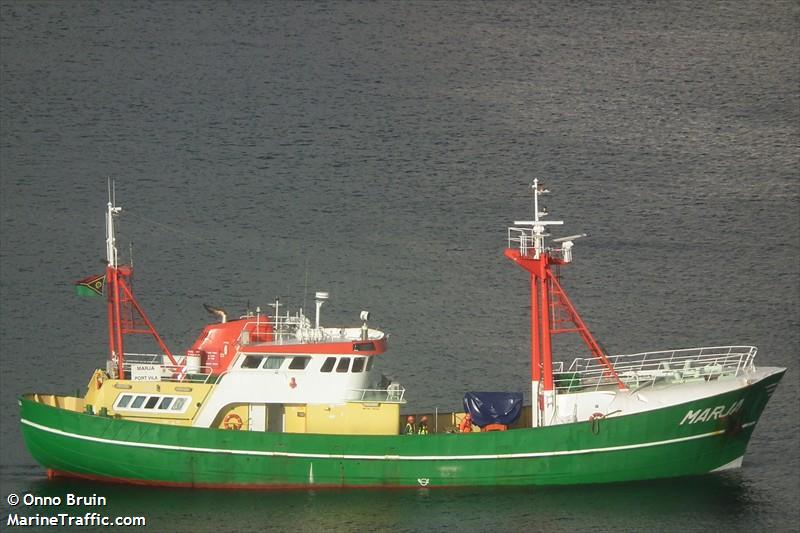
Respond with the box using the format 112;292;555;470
52;190;404;436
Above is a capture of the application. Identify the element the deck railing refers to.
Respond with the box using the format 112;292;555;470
554;345;757;393
507;227;568;260
122;353;215;384
347;386;406;403
237;319;380;346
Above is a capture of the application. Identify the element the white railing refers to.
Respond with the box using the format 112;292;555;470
122;353;216;384
507;227;567;261
508;227;535;257
237;319;381;346
124;352;162;365
555;346;757;393
347;386;406;403
233;312;313;346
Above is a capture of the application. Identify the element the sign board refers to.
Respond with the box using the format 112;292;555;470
131;364;162;382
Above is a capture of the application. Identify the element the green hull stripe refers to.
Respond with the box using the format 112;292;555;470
19;418;756;461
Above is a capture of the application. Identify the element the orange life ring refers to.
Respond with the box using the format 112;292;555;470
223;412;243;430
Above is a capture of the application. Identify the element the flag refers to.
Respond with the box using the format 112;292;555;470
74;274;105;297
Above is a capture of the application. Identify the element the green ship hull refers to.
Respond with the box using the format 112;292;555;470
19;369;783;489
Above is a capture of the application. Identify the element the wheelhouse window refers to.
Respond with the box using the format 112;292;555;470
114;394;191;414
354;342;375;351
116;394;133;408
366;357;374;371
352;357;365;373
320;357;336;373
241;355;263;369
264;356;285;370
289;356;310;370
172;397;187;411
336;357;351;373
131;395;146;409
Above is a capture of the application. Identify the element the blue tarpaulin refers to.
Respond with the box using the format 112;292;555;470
463;392;524;427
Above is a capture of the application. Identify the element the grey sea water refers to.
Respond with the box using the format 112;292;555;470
1;1;798;531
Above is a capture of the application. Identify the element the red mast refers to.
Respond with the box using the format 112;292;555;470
504;180;625;427
104;186;177;379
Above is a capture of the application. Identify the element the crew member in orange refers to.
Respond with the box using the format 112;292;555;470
404;415;415;435
459;413;473;433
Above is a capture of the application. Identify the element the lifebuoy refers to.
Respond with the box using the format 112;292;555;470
223;412;243;430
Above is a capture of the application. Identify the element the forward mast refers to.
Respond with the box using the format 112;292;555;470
504;180;625;427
